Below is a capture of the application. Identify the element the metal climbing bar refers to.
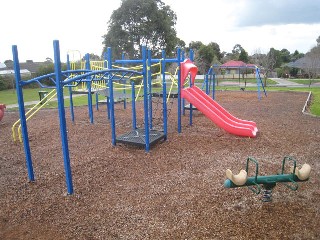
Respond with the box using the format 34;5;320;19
12;45;35;182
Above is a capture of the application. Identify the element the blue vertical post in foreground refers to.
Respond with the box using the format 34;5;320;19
122;52;127;110
131;81;137;130
12;45;35;182
142;46;150;152
189;49;194;126
53;40;73;194
148;49;153;129
104;52;111;120
161;50;168;140
108;48;116;146
177;48;182;133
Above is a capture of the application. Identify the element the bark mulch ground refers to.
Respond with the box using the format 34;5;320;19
0;91;319;239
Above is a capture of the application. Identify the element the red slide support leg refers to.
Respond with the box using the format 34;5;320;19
0;104;6;121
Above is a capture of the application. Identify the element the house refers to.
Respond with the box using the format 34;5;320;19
0;60;47;78
219;60;257;79
286;56;320;77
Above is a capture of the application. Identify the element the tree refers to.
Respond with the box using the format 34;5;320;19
185;41;204;73
102;0;178;59
176;38;186;49
238;48;249;63
231;44;243;59
290;50;304;62
251;48;266;67
262;48;278;86
4;60;13;65
187;41;204;52
279;49;291;63
197;45;215;74
82;54;101;61
305;45;320;86
187;41;222;74
207;42;223;61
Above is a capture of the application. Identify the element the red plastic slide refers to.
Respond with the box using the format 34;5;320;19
182;86;258;137
0;104;6;121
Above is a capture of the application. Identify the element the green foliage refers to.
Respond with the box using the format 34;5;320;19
238;48;249;63
0;74;32;90
36;63;55;77
280;48;291;63
102;0;178;59
0;75;15;91
82;53;101;61
36;63;67;86
188;41;222;73
232;44;242;59
207;42;223;61
198;45;215;73
187;41;204;52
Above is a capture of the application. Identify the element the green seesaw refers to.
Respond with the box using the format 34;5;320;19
224;156;311;202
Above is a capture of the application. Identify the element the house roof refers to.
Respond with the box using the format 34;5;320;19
4;60;46;73
220;60;257;68
0;69;31;75
220;60;257;69
220;60;246;68
286;56;320;69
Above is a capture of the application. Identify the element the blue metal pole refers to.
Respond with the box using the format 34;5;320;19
212;70;216;100
205;74;209;94
104;52;110;120
122;52;127;110
177;48;182;133
12;45;35;182
95;92;99;111
142;46;150;152
66;54;75;122
148;49;153;130
53;40;73;194
85;53;93;123
108;48;116;145
256;67;262;101
131;81;137;130
189;49;194;126
161;50;167;140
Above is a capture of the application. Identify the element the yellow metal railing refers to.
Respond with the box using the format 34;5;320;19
12;89;57;142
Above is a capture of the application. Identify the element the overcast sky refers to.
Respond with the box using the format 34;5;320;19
1;0;320;62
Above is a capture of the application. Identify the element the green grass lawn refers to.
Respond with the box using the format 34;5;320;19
287;79;320;85
2;84;320;116
215;85;320;116
0;87;69;104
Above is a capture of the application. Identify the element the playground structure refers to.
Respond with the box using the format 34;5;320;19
180;59;258;138
224;156;311;202
0;104;6;121
12;40;189;194
12;40;265;194
12;89;57;142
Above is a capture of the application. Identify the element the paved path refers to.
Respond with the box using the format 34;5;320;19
269;78;304;87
